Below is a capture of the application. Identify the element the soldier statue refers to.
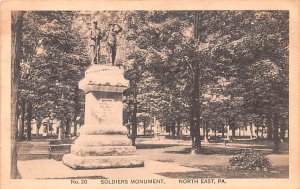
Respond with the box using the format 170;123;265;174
88;20;102;64
104;23;123;66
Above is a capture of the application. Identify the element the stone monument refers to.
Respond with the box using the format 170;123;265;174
62;22;144;169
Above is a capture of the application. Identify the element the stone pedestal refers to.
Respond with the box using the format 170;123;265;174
63;65;144;169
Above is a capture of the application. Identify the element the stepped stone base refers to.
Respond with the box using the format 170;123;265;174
79;125;128;135
63;154;144;170
74;134;132;146
71;145;136;156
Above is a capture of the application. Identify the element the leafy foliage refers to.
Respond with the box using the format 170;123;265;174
20;11;89;120
229;150;272;171
17;11;288;151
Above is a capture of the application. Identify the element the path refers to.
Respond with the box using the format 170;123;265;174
18;159;201;179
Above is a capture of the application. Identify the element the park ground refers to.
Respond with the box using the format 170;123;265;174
135;138;288;178
17;137;289;179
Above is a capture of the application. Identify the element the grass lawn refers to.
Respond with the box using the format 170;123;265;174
135;138;289;178
157;165;288;178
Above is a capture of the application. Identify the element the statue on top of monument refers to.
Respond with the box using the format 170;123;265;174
104;23;123;66
88;20;102;64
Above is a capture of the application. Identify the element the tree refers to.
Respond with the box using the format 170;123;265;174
16;11;288;155
19;11;89;140
221;11;288;151
18;98;25;140
119;11;288;154
11;10;24;179
122;11;203;151
122;11;226;152
123;52;149;145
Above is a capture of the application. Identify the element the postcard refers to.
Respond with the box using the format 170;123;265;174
1;0;300;188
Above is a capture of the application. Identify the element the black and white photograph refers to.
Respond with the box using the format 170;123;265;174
1;1;300;189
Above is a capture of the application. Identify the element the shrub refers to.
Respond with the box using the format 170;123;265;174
228;149;272;171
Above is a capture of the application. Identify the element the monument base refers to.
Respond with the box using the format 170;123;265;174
62;65;144;170
63;154;144;170
71;145;137;156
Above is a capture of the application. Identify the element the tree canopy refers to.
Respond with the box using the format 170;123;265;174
18;10;288;152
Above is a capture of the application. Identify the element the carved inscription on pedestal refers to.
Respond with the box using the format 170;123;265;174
98;99;114;121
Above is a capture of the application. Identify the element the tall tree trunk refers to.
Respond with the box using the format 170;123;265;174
127;123;131;135
231;122;236;138
205;122;209;139
131;101;137;146
36;125;40;139
267;113;273;140
131;87;138;146
261;116;265;138
204;122;209;143
36;117;42;139
261;123;265;138
273;112;280;152
26;101;32;140
73;117;78;137
189;11;201;154
256;123;259;138
190;64;201;153
214;128;217;137
11;11;24;179
202;124;205;138
73;86;79;136
143;121;147;135
221;124;225;138
176;120;181;138
250;122;253;139
19;98;25;141
171;121;176;137
243;120;246;136
65;117;70;138
16;105;20;139
279;119;287;141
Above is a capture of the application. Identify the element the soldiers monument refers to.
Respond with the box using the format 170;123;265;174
62;21;144;169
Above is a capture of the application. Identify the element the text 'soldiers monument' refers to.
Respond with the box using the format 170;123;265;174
62;21;144;169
